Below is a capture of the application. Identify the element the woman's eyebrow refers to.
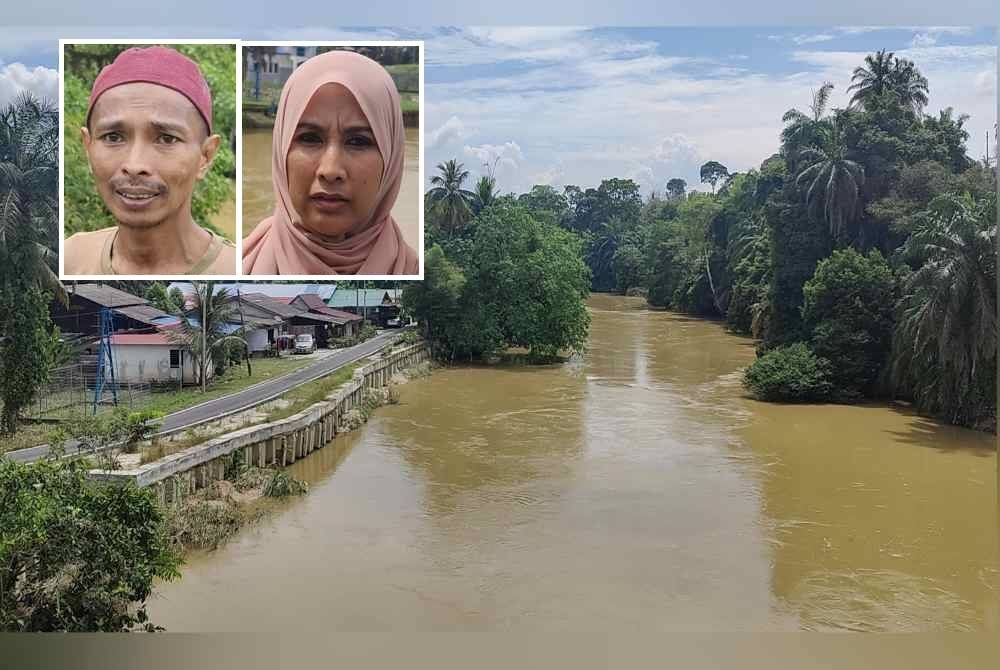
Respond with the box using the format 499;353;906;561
295;121;325;132
342;124;373;134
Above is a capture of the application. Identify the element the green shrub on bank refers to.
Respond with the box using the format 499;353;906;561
0;458;181;631
743;342;833;402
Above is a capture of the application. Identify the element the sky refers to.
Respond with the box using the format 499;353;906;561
1;25;995;197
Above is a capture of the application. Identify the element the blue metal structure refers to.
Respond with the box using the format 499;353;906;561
93;307;118;414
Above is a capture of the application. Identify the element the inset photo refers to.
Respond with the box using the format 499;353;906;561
60;40;239;278
241;42;423;278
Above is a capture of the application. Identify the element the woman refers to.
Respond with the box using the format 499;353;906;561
243;50;418;275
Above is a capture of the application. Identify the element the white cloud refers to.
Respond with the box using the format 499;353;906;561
0;62;57;106
418;29;997;194
909;33;938;48
427;115;470;150
791;34;836;45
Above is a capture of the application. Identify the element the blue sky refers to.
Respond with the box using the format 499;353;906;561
1;25;995;196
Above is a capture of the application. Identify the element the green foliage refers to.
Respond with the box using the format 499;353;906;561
891;193;997;429
0;285;59;435
802;249;896;398
262;470;308;498
145;282;181;313
62;44;236;238
0;458;182;631
743;342;834;402
406;203;591;362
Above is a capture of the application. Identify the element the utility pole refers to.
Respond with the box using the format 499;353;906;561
201;282;207;393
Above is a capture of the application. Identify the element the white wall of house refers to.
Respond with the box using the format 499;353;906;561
246;328;270;353
109;344;205;383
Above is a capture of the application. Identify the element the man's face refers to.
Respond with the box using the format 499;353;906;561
82;82;220;230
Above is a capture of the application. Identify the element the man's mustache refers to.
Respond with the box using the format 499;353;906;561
108;176;167;194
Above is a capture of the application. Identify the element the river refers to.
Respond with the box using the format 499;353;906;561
241;127;421;253
149;294;997;631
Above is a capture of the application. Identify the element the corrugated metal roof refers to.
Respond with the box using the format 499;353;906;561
69;283;148;308
168;282;337;301
326;288;401;308
114;304;171;325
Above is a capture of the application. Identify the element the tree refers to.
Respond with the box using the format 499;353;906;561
170;282;245;390
145;282;180;314
781;82;835;168
891;193;997;428
0;457;182;631
665;178;687;200
699;161;729;193
794;114;866;241
472;174;498;215
848;49;929;115
802;248;896;398
0;93;63;303
0;285;58;435
426;159;475;237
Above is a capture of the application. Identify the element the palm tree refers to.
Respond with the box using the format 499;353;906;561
794;114;866;241
472;174;498;215
848;50;928;115
781;82;834;160
426;159;475;236
0;92;64;303
170;282;246;391
891;193;996;425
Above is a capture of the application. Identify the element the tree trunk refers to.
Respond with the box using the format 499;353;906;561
705;253;725;315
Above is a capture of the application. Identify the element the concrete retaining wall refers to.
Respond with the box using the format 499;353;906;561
86;341;429;506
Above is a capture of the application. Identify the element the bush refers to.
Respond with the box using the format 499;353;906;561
0;459;181;631
262;470;308;498
802;248;896;398
743;342;833;402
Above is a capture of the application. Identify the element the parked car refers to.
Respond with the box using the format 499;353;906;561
386;317;402;328
294;334;316;354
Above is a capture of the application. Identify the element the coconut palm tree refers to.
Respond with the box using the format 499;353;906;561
848;50;929;115
170;282;246;391
891;193;997;426
0;92;64;303
426;159;475;236
472;174;498;215
794;114;866;241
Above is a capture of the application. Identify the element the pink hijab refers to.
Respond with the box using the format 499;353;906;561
243;50;418;275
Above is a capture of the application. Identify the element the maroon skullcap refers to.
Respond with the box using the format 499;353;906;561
87;46;213;133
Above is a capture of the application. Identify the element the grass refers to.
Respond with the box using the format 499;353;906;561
140;426;237;465
137;355;313;417
264;362;361;422
0;355;312;455
0;423;57;455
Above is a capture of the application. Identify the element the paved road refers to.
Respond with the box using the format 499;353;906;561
5;329;405;464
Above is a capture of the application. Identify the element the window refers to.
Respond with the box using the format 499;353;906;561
296;47;305;57
169;349;181;369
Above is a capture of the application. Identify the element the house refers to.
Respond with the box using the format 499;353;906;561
51;283;172;338
107;332;204;384
246;46;320;85
167;282;337;306
290;294;363;339
326;287;403;327
236;292;339;350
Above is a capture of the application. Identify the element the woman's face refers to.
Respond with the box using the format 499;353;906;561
286;83;385;239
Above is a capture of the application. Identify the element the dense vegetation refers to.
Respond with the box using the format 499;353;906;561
420;50;996;430
0;457;181;631
62;43;236;238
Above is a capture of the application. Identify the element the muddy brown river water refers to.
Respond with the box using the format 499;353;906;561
150;294;997;631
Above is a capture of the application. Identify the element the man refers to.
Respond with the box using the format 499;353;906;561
64;46;236;275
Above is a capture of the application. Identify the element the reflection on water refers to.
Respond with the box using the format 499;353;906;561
150;294;997;631
241;128;420;252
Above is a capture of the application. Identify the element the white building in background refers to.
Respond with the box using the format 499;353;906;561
108;333;209;385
